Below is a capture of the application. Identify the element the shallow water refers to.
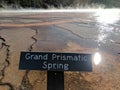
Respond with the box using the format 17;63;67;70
0;10;120;90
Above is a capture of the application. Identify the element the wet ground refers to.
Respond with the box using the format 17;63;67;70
0;11;120;90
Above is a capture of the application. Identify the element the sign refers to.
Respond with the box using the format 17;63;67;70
19;52;92;71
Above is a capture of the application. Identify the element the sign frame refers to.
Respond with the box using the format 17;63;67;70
19;52;92;72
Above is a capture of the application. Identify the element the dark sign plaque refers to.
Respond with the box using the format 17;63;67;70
19;52;92;71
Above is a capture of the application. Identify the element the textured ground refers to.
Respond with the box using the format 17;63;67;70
0;12;120;90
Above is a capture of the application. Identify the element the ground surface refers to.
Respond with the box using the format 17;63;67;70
0;12;120;90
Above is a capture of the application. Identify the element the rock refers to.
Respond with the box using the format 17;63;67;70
0;85;10;90
28;71;47;90
0;28;36;89
0;45;8;81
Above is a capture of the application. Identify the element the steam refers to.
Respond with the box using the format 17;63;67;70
47;3;105;9
0;2;105;10
0;3;23;10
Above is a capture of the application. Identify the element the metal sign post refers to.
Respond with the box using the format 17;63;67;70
47;71;64;90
